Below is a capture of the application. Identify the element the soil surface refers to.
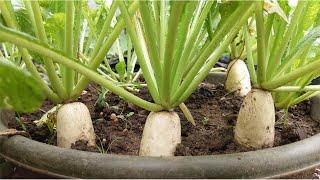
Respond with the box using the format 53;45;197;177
8;83;320;156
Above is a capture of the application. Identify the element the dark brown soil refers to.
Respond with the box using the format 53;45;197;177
8;83;320;156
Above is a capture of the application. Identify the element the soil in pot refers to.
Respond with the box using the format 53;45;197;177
8;83;320;156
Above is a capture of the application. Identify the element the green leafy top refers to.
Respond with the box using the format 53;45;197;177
119;1;255;109
243;1;320;109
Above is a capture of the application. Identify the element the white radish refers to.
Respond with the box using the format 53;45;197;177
56;102;96;148
225;59;251;96
234;89;275;148
139;111;181;157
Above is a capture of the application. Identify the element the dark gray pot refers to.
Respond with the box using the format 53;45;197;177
311;94;320;123
0;73;320;178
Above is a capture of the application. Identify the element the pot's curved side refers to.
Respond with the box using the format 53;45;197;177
204;72;226;85
311;94;320;122
1;117;320;179
0;73;320;178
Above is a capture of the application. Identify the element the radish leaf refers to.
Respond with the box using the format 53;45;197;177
0;58;46;112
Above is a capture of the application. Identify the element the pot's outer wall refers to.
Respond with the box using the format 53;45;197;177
0;110;15;127
0;73;320;178
204;72;226;85
311;94;320;122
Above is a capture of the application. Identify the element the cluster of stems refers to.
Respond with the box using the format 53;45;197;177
0;1;319;112
244;1;320;108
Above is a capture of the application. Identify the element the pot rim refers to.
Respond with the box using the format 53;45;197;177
0;72;319;178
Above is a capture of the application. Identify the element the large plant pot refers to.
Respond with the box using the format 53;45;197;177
1;73;320;178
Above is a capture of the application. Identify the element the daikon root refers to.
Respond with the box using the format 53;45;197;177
56;102;96;148
234;89;275;148
139;111;181;157
225;59;251;96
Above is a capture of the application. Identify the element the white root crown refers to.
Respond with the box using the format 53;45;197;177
139;111;181;157
56;102;96;148
234;89;275;149
225;59;251;97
